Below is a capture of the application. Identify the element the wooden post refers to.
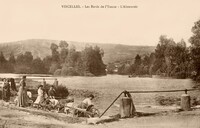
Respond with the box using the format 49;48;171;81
120;97;132;118
181;94;191;111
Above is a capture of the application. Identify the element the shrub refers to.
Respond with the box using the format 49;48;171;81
84;71;94;76
49;63;60;74
61;67;79;76
174;71;187;79
155;96;181;106
55;85;69;98
14;65;32;74
60;67;68;76
54;69;61;76
196;75;200;82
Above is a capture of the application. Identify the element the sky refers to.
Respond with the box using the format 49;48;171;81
0;0;200;46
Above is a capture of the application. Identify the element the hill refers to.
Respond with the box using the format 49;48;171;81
0;39;155;64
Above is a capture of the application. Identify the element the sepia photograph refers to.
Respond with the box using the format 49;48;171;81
0;0;200;127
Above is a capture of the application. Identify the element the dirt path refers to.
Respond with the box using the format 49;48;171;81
0;106;72;128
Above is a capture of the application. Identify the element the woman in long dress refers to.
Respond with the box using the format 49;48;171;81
17;76;28;107
2;78;10;102
10;78;17;96
34;85;45;104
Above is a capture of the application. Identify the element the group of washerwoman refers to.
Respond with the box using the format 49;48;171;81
1;76;96;117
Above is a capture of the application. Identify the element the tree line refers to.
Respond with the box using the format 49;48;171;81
0;41;106;76
108;18;200;80
115;37;190;79
0;51;48;74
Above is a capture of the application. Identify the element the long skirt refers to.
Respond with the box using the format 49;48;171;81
17;87;28;107
2;88;10;102
34;95;44;104
75;102;88;117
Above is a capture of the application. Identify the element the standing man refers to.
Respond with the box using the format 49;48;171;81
42;78;46;87
53;78;58;87
42;78;47;93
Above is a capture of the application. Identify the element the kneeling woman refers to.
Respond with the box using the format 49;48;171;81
75;94;95;117
78;94;94;109
34;85;45;104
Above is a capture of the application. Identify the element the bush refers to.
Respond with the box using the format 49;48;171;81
60;67;68;76
61;67;79;76
155;96;181;106
84;71;94;76
49;63;60;74
196;75;200;82
174;71;187;79
14;65;32;74
55;85;69;98
54;69;61;76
